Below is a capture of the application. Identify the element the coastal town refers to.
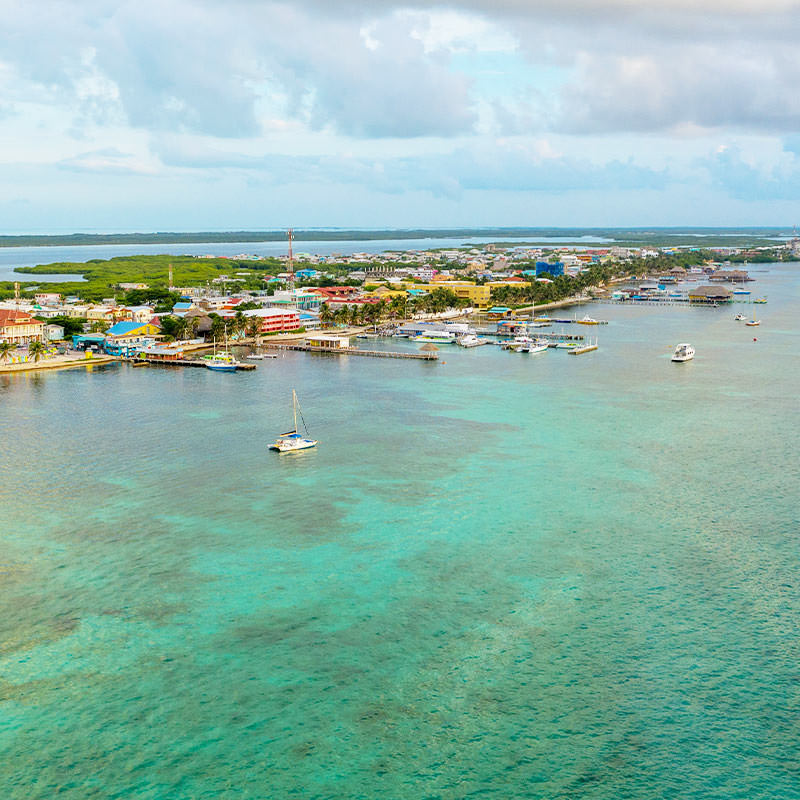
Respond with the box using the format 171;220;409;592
0;237;786;371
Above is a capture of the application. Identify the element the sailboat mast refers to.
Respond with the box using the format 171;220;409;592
293;389;298;432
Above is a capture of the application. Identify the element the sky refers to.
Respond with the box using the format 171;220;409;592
1;0;800;232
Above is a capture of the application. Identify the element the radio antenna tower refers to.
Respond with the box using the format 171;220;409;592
287;228;295;291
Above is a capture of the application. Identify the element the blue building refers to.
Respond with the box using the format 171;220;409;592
535;261;564;277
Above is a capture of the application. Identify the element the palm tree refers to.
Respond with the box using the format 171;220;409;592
247;317;262;340
0;341;15;363
233;310;246;339
28;341;47;362
319;303;334;328
174;317;189;341
209;315;225;343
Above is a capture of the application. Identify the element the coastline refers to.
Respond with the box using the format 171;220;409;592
0;353;117;374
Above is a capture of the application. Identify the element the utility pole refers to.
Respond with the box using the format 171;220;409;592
287;228;295;291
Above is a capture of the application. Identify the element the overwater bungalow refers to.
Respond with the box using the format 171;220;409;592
688;285;733;303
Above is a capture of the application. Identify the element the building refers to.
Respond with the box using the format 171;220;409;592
688;286;733;303
535;262;564;277
104;321;161;343
243;307;302;333
45;324;65;341
34;292;61;305
429;281;490;308
305;334;351;349
0;309;45;343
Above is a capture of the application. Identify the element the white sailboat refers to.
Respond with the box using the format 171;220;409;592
269;390;318;452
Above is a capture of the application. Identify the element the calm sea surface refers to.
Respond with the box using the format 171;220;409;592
2;264;799;799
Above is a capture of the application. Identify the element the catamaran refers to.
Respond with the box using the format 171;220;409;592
269;390;318;452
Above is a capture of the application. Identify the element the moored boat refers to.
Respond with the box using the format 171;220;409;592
671;343;695;362
745;318;761;326
734;313;746;321
269;390;317;452
411;330;458;344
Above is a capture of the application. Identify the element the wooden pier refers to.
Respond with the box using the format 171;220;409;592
269;343;437;360
475;329;585;341
568;343;599;355
138;358;256;370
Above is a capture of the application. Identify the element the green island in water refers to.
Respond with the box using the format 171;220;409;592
1;248;799;799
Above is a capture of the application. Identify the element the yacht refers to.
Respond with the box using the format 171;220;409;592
269;390;317;452
671;343;695;362
411;330;458;344
734;313;746;321
457;334;484;348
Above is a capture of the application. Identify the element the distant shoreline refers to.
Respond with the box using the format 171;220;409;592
0;227;792;249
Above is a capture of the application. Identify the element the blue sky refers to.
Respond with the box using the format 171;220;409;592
2;0;800;231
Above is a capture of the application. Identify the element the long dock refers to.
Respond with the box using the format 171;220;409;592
568;344;599;355
269;343;437;360
475;329;585;341
139;358;256;370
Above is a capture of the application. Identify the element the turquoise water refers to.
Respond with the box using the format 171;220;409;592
2;265;799;798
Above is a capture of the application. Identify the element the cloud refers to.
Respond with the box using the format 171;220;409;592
703;144;800;200
58;147;157;175
153;136;667;198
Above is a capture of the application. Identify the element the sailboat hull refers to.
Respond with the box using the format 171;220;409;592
269;438;317;452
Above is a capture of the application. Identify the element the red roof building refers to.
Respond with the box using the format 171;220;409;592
0;309;45;343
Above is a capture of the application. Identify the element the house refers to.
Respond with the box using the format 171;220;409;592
85;306;116;323
120;305;155;323
0;309;45;343
45;324;65;341
104;321;161;343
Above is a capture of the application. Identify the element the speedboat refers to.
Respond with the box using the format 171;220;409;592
734;313;746;321
672;343;695;362
577;316;600;325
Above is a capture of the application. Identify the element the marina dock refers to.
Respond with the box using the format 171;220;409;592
138;358;256;370
269;343;438;360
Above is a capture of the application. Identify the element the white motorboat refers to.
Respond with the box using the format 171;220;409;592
269;390;317;452
671;343;695;362
457;334;484;348
734;314;746;321
411;330;458;344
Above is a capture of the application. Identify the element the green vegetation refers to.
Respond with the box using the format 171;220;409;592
0;227;794;249
3;255;285;301
489;263;636;307
37;315;85;338
28;341;47;362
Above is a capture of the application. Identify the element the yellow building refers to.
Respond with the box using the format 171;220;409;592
440;281;491;308
361;287;407;300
